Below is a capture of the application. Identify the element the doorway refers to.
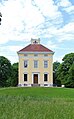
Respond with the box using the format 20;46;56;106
33;74;38;84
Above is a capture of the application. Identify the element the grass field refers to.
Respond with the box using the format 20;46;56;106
0;87;74;119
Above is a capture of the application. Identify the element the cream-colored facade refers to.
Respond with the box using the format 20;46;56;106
18;39;54;87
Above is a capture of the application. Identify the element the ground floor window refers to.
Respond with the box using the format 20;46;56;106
44;74;48;81
24;74;27;81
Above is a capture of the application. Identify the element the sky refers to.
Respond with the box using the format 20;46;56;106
0;0;74;64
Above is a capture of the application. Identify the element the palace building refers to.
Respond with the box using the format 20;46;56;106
17;38;54;87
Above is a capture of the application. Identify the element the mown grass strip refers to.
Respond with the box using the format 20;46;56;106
0;87;74;119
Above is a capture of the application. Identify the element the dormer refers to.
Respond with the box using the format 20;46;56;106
31;38;40;44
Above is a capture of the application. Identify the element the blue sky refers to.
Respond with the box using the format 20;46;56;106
0;0;74;64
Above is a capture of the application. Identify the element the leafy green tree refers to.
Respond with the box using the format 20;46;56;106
7;63;18;86
53;61;60;86
11;63;18;86
57;53;74;87
68;64;74;87
0;56;11;87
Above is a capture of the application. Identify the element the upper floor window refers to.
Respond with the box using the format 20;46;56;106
24;60;28;68
34;60;38;68
24;54;28;56
44;61;48;68
34;54;38;57
44;54;48;57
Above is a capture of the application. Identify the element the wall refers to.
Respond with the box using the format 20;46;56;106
18;53;53;86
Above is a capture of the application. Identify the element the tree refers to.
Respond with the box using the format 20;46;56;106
68;64;74;87
6;63;18;87
53;61;60;86
11;63;18;86
0;56;11;87
57;53;74;87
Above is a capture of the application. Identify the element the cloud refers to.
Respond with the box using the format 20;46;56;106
64;6;74;13
32;0;63;26
46;40;57;49
57;0;72;7
0;0;73;44
0;0;74;64
0;45;23;55
53;55;63;63
0;45;26;64
0;0;44;44
57;0;74;14
0;0;63;44
32;0;61;17
37;21;74;43
56;22;74;42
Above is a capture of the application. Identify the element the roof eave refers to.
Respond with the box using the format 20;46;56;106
17;51;54;54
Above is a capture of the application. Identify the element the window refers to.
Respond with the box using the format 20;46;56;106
34;60;38;68
24;60;28;68
24;54;28;56
34;54;38;57
33;40;38;44
44;54;48;57
44;61;48;68
44;74;48;81
24;74;27;81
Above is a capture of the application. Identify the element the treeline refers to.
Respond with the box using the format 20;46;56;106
53;53;74;88
0;56;18;87
0;53;74;88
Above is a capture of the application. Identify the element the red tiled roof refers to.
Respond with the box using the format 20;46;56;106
18;44;54;53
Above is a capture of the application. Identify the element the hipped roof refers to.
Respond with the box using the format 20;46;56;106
18;44;54;53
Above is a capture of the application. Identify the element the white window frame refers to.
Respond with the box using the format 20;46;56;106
24;54;28;57
34;54;38;57
44;60;48;68
44;73;48;81
44;54;48;57
24;73;28;81
34;60;38;68
24;60;28;68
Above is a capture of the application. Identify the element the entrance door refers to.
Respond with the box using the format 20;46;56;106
34;74;38;84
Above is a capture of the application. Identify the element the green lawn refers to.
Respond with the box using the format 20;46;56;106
0;87;74;119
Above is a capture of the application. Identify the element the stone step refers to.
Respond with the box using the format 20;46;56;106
31;84;40;87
